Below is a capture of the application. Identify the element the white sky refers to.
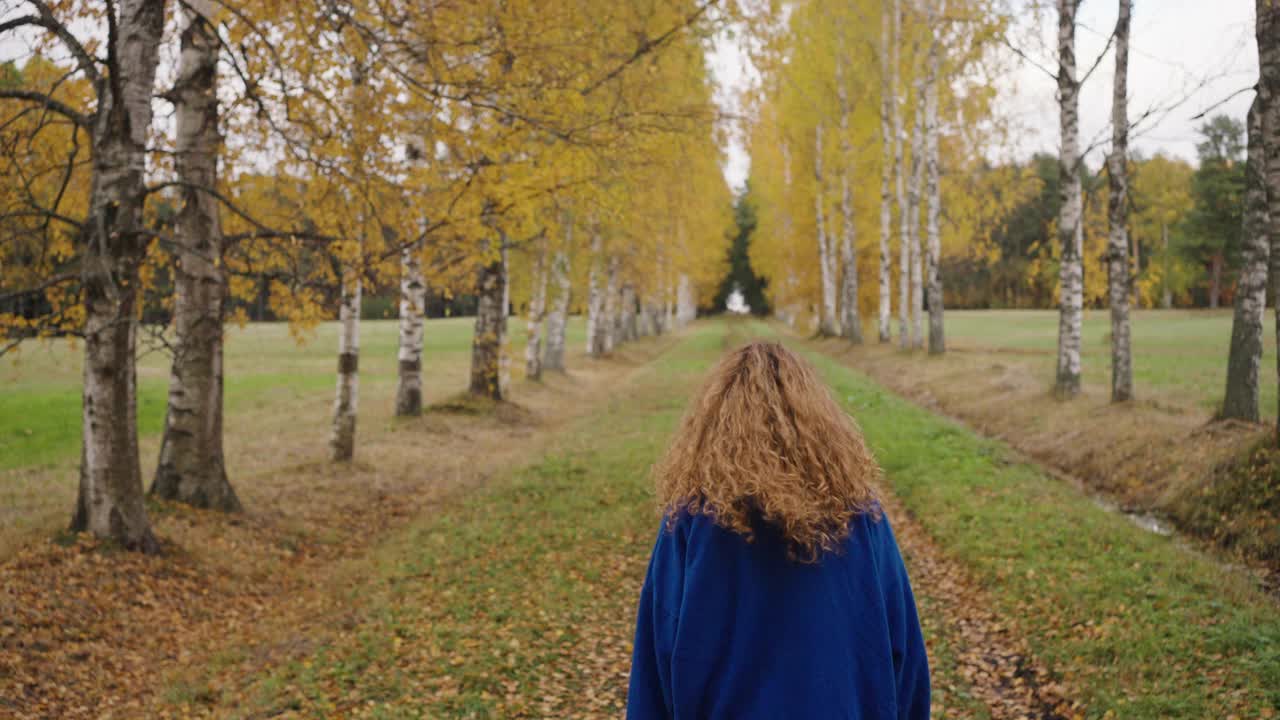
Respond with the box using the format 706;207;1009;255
709;1;1261;191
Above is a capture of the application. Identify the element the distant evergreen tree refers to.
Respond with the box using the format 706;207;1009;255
710;188;770;315
1184;114;1246;308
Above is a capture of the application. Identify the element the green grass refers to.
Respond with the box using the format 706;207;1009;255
942;309;1277;414
175;317;1278;719
0;316;587;471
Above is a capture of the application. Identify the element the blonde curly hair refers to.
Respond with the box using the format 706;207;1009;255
654;340;881;562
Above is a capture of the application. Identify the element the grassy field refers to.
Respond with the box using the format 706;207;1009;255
0;317;586;554
943;309;1278;414
151;318;1280;719
0;317;588;472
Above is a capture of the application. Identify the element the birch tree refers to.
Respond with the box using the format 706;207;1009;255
878;0;896;343
57;0;168;551
924;0;945;355
894;0;911;349
814;122;840;336
524;236;550;381
1223;97;1271;422
1055;0;1085;399
394;234;427;415
1106;0;1132;401
330;257;362;461
838;64;863;344
543;222;572;372
1257;0;1280;435
469;231;508;400
153;0;241;512
909;87;925;350
586;230;606;356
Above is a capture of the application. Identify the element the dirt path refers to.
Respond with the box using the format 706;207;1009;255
0;335;681;719
879;491;1080;720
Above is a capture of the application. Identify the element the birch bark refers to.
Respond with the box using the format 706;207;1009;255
909;92;925;350
878;0;895;343
469;253;507;399
586;231;606;356
1107;0;1132;401
330;263;361;461
394;235;426;415
894;4;910;350
71;0;167;552
1223;97;1271;421
1055;0;1084;399
543;221;572;371
814;123;839;336
837;62;863;344
153;0;241;512
676;273;696;326
602;255;620;351
925;0;945;355
620;283;638;343
1255;0;1280;435
525;238;549;380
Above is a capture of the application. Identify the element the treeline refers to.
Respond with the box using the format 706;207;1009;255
0;0;732;552
948;116;1250;311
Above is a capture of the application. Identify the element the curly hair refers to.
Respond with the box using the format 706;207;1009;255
654;340;881;562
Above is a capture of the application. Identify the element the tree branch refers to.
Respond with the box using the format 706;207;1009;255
580;0;718;96
0;89;90;127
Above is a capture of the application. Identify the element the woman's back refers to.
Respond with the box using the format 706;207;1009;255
627;510;928;719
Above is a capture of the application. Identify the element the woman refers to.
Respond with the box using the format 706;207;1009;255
627;341;930;719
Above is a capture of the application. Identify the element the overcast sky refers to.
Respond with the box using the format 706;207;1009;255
709;1;1261;191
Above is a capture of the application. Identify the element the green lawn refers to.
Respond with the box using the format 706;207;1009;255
171;318;1279;719
0;316;587;471
942;309;1277;414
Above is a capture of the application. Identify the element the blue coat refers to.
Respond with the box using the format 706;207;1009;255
626;510;930;719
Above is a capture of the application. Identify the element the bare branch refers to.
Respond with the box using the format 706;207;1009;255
0;89;90;127
1190;84;1257;121
580;0;718;96
1002;36;1057;81
25;0;103;86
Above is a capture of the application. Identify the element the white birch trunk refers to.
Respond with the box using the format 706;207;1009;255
1224;96;1270;421
71;0;167;552
394;236;426;415
601;255;620;351
893;0;911;349
525;238;549;380
1055;0;1085;398
469;250;507;400
153;0;241;512
499;241;511;395
330;264;361;461
543;221;572;372
909;92;925;351
838;61;863;344
586;231;607;356
1107;0;1132;400
924;0;946;356
814;123;840;336
620;283;638;343
878;1;895;343
676;273;696;326
1254;0;1280;434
